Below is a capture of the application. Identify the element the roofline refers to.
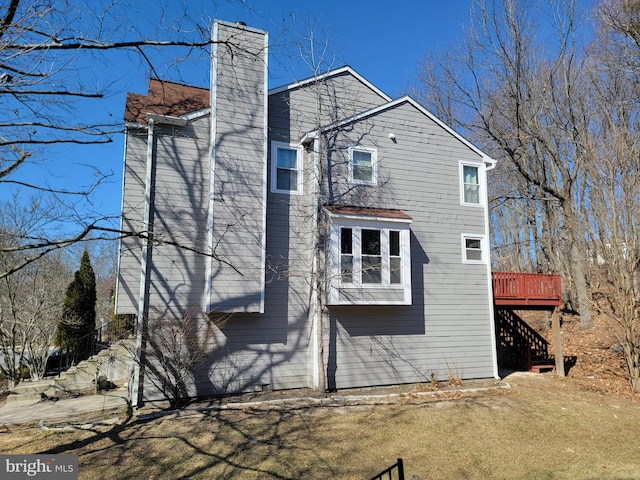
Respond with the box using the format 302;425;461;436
146;77;209;91
325;205;413;223
124;108;210;129
327;211;413;225
302;95;497;168
268;66;392;102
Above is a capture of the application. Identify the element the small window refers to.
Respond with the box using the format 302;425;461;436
349;147;377;185
461;163;481;205
271;142;302;194
462;235;486;263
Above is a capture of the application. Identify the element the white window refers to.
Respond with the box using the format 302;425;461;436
329;210;412;305
460;162;481;205
349;147;377;185
462;234;486;264
271;142;302;194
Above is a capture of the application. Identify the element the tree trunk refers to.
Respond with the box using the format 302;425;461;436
570;242;593;329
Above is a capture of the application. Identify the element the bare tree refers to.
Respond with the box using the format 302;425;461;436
134;307;231;408
0;197;71;385
580;0;640;388
0;0;249;279
414;0;595;328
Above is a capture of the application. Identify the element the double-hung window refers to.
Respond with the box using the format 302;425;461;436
271;141;302;194
349;147;377;185
460;162;481;205
329;207;412;305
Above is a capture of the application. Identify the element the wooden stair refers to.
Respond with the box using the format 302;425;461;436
496;309;554;373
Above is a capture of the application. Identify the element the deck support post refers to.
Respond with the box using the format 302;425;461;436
551;306;565;377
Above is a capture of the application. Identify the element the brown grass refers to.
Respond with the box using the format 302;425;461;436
1;373;640;479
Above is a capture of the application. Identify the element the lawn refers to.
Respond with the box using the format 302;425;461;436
1;373;640;479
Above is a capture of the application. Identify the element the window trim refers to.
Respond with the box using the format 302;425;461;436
459;161;483;206
270;141;303;195
461;233;487;264
329;214;412;305
348;146;377;186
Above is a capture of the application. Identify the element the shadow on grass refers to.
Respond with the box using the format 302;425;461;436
38;404;354;479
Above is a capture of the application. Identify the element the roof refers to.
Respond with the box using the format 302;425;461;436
124;73;496;169
124;78;210;124
325;205;412;221
268;66;392;102
125;66;386;125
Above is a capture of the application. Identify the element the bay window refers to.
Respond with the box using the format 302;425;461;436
328;207;412;305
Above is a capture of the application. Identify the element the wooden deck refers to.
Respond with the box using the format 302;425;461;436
492;272;562;308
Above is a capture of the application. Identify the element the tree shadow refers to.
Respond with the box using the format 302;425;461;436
38;405;350;479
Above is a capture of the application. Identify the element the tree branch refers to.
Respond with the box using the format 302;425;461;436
0;0;19;39
0;89;103;97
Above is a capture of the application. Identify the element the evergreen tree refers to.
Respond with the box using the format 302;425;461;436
55;250;96;358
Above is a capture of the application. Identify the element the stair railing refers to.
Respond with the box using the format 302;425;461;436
496;309;550;369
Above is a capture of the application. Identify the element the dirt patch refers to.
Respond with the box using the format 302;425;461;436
522;310;639;400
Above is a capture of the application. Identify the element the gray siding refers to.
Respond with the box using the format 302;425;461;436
192;75;496;396
146;120;210;311
321;101;495;389
116;117;212;317
208;22;267;312
115;130;146;314
269;70;389;142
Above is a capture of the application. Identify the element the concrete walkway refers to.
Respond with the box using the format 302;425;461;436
0;389;130;426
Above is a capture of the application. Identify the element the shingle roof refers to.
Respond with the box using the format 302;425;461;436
124;78;210;124
325;205;412;220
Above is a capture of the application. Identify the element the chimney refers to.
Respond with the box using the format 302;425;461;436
206;21;268;313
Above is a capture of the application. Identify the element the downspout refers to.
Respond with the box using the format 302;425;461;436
483;158;500;380
131;117;155;407
204;23;219;313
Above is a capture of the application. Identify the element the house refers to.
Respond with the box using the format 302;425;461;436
115;20;499;405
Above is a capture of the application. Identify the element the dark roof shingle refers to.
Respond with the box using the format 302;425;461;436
124;78;210;124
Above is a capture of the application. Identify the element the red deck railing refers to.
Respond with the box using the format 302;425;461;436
492;272;562;308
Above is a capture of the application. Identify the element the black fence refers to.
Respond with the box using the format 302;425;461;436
370;458;405;480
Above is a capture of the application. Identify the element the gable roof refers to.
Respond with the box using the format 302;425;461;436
124;78;210;124
268;66;392;102
302;95;496;168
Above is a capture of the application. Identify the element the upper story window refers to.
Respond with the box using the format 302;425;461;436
349;147;377;185
328;206;412;305
460;162;481;205
271;141;302;194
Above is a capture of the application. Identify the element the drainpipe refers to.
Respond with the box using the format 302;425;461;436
131;116;155;407
483;157;500;380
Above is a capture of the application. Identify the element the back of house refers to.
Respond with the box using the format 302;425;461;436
115;20;498;404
